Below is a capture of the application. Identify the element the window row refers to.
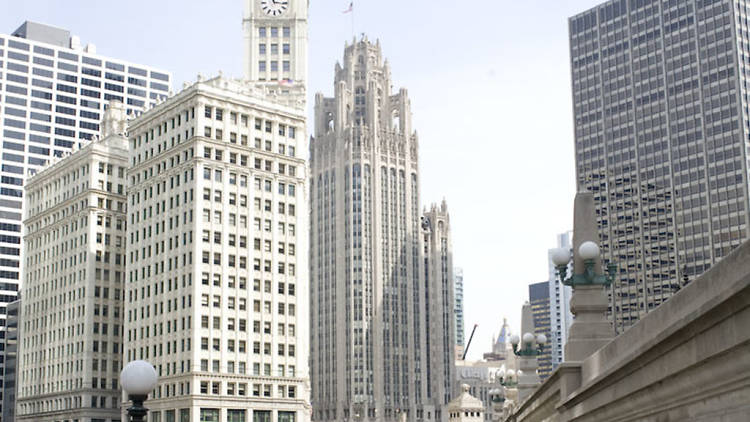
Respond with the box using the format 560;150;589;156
199;337;296;357
204;147;297;171
200;315;296;336
199;359;296;378
201;231;295;254
204;106;297;139
199;295;296;316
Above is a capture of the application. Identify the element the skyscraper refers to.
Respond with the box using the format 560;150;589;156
124;75;309;422
0;22;170;410
310;38;453;422
17;103;130;422
569;0;750;332
546;232;572;368
453;268;465;356
527;283;552;380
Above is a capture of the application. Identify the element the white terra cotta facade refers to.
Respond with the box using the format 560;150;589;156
124;76;309;422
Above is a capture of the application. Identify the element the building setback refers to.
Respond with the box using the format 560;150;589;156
310;37;453;422
16;103;130;422
124;75;309;422
422;201;457;406
569;0;750;332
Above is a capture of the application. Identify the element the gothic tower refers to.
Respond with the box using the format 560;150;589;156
310;37;452;422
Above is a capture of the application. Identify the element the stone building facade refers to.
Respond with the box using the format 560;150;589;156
16;105;130;422
422;201;457;405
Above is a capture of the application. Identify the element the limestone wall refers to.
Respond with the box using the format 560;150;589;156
507;238;750;422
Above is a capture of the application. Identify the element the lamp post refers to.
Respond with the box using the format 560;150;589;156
488;387;505;421
509;330;545;403
490;368;521;422
550;232;617;361
120;360;158;422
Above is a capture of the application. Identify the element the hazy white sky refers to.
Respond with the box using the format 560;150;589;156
2;0;604;360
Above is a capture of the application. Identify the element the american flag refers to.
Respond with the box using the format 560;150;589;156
279;78;293;86
342;2;353;14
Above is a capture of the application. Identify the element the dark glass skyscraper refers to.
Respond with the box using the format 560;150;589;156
570;0;750;332
528;282;552;380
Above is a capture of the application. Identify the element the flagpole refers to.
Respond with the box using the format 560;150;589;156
351;2;355;38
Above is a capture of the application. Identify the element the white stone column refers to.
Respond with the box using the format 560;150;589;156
564;191;614;362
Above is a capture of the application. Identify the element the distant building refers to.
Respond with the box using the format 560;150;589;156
547;232;573;368
454;268;465;355
459;318;517;421
483;319;512;364
528;283;552;380
16;103;130;422
447;384;484;422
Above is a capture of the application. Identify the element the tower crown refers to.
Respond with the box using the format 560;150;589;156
243;0;308;92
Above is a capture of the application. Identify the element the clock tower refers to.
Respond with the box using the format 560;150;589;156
243;0;308;91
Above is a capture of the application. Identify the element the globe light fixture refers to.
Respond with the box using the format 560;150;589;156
121;360;158;422
536;334;547;345
522;332;535;346
578;241;600;261
550;247;571;267
509;334;520;347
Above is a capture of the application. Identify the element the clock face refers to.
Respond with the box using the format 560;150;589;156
261;0;289;16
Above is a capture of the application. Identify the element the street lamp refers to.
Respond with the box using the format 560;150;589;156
120;360;158;422
551;241;616;287
510;332;546;357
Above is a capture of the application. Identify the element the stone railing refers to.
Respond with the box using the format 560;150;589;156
506;237;750;421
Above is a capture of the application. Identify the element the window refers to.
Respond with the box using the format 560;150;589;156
201;408;219;422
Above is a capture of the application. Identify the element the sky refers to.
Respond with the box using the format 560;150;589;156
1;0;604;360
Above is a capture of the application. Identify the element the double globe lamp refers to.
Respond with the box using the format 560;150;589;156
120;360;159;422
550;241;616;286
510;332;546;357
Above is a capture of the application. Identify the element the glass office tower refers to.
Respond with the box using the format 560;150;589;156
570;0;750;332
